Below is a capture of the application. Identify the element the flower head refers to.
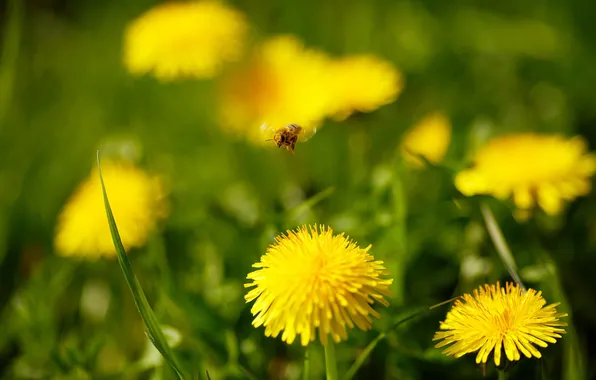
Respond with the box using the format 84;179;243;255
124;1;247;80
401;112;451;167
433;282;567;366
456;133;596;215
329;55;403;120
218;35;333;143
244;225;393;346
55;162;168;259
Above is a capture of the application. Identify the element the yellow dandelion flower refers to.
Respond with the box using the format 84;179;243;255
55;162;168;259
244;225;393;346
401;112;452;167
124;1;247;80
455;133;596;215
329;55;403;120
218;35;333;143
433;282;567;366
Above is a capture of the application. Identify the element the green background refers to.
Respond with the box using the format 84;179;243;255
1;0;596;379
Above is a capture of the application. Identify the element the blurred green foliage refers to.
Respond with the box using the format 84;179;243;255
2;0;596;379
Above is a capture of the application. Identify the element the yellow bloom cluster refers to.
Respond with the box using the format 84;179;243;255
218;35;402;144
115;2;583;367
122;2;401;144
434;282;567;366
245;225;393;346
400;112;452;167
456;133;596;216
218;35;332;143
124;1;247;81
55;162;168;260
328;55;404;121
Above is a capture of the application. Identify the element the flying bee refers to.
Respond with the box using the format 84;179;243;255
261;123;317;154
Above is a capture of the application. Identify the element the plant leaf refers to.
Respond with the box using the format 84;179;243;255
96;151;186;380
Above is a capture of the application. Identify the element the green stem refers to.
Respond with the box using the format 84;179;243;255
498;370;508;380
0;0;23;128
342;298;458;380
287;186;335;221
324;341;339;380
303;347;310;380
343;332;385;380
538;252;586;380
391;159;408;303
480;202;525;289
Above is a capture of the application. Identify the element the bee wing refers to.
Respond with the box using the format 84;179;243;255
260;122;277;140
260;123;275;135
298;126;317;142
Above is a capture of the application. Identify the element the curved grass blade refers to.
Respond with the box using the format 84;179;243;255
286;186;335;220
343;297;458;380
480;202;525;290
0;0;23;128
97;151;185;380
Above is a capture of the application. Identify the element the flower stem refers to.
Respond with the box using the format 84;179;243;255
303;347;310;380
498;370;508;380
324;341;339;380
480;202;525;289
0;0;23;129
391;159;408;303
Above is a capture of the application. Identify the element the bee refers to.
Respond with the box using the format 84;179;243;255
261;123;316;154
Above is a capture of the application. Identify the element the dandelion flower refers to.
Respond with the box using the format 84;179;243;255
433;282;567;366
245;225;393;346
401;112;451;167
329;55;403;120
124;1;247;80
218;35;333;143
55;162;168;259
455;133;596;215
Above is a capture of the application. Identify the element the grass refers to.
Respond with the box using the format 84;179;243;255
1;0;596;379
97;151;186;379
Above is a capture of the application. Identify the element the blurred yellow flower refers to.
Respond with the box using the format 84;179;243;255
433;282;567;366
218;35;333;143
124;1;247;80
401;112;451;167
329;55;403;120
55;162;168;259
245;225;393;346
456;133;596;215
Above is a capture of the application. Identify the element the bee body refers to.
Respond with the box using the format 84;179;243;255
268;123;303;154
261;122;316;154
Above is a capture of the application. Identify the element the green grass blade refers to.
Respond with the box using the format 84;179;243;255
286;186;335;220
540;259;586;380
480;202;525;289
343;331;386;380
96;151;186;380
343;297;457;380
0;0;23;128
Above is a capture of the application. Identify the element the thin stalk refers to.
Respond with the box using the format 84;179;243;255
303;347;310;380
480;203;525;289
498;370;508;380
287;186;335;221
343;297;458;380
324;341;339;380
391;159;408;303
538;251;586;380
343;332;386;380
0;0;23;128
